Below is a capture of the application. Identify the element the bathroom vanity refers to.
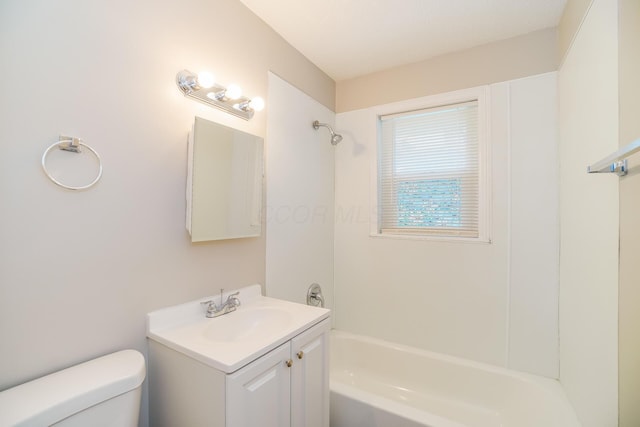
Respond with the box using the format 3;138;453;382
147;285;330;427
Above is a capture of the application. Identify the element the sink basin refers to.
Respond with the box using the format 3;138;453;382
202;307;293;343
146;284;330;373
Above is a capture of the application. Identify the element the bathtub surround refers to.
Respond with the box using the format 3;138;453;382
265;73;335;311
558;0;619;426
263;19;565;382
0;1;333;426
334;73;559;378
558;0;640;425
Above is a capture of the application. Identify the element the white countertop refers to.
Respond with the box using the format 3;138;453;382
146;284;330;373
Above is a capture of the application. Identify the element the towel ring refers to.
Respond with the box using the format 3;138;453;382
41;136;103;190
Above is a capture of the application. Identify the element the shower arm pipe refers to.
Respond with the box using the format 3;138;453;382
312;120;336;134
313;120;328;129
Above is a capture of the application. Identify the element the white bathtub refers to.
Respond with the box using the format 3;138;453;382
330;331;580;427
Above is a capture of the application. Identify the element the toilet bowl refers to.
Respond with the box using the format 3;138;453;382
0;349;145;427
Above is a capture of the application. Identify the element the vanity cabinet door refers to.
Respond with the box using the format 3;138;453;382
226;342;292;427
290;319;331;427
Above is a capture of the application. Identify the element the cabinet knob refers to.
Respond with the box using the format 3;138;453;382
296;351;304;359
285;359;293;368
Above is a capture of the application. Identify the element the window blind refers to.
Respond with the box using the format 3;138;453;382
378;100;480;237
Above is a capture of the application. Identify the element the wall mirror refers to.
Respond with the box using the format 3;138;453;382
186;117;263;242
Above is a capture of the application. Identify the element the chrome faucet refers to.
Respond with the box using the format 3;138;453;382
201;289;241;318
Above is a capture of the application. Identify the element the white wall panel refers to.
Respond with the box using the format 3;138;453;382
334;74;559;376
265;74;335;310
507;73;560;377
558;0;619;424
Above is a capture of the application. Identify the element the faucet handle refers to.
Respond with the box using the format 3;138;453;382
200;299;217;309
227;291;241;307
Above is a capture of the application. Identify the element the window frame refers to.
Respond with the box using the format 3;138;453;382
370;86;491;243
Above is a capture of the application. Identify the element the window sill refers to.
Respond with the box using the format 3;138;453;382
369;232;491;244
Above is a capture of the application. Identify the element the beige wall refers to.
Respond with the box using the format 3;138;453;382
618;0;640;424
336;28;558;113
558;0;594;64
557;0;619;425
0;1;333;426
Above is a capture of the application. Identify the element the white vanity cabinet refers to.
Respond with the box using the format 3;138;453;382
290;319;330;427
148;317;330;427
226;319;330;427
147;285;331;427
226;342;291;427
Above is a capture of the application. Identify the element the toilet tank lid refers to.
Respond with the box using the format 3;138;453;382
0;349;145;426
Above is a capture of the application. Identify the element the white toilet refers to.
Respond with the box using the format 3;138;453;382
0;349;145;427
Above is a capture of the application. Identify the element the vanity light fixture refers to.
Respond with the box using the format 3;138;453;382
176;69;265;120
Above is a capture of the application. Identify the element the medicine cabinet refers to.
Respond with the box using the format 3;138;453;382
186;117;263;242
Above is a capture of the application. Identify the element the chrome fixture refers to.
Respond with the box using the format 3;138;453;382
176;70;265;120
587;138;640;176
201;289;241;318
313;120;343;145
307;283;325;308
41;135;103;191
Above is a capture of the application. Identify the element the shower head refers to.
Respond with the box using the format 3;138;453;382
313;120;343;145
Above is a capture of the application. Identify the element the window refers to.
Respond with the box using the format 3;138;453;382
377;92;488;240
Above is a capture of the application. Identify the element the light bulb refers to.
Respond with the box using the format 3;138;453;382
249;97;265;112
225;84;242;100
197;72;215;89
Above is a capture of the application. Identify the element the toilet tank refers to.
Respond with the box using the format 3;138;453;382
0;349;146;427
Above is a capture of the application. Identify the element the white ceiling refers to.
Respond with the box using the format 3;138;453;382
239;0;567;81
